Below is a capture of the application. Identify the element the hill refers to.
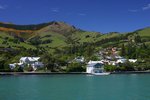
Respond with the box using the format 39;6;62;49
0;21;150;49
0;21;150;72
0;21;101;50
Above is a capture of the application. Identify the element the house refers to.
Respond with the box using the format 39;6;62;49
105;56;113;60
86;61;104;73
20;57;40;64
116;59;127;64
9;64;16;69
9;57;44;71
129;59;137;63
88;61;104;64
9;63;24;70
31;62;44;70
74;56;85;63
108;61;116;65
114;56;123;59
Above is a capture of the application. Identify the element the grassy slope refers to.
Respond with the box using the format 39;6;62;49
37;31;67;47
1;22;122;50
136;27;150;46
136;27;150;37
0;22;150;51
0;31;35;49
99;33;121;39
71;31;101;43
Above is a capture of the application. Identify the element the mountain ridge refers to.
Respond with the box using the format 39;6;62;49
0;21;150;49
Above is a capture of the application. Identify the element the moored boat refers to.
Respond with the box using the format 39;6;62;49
91;72;110;75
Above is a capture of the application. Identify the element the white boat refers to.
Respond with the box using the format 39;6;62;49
91;72;110;75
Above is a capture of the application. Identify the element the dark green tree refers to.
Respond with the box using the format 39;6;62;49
121;44;126;56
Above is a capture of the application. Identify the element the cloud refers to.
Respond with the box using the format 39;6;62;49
0;5;6;9
128;9;138;12
128;3;150;13
51;8;59;13
142;3;150;10
78;13;86;16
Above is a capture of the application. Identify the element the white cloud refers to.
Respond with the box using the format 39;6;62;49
128;3;150;13
0;5;8;10
51;8;59;13
0;5;5;9
78;13;86;16
142;3;150;10
129;9;138;12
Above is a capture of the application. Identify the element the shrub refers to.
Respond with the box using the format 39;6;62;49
66;63;85;72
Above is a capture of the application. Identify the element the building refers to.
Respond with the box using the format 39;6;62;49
86;61;104;73
9;57;44;71
74;56;85;63
129;59;137;63
116;59;127;64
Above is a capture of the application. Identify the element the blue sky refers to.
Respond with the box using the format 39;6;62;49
0;0;150;33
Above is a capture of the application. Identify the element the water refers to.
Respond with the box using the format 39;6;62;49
0;74;150;100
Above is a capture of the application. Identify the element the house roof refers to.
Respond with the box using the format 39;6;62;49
94;63;103;67
87;61;104;68
88;63;103;68
88;61;103;64
129;59;137;63
20;57;40;62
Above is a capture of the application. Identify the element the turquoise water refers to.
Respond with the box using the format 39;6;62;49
0;74;150;100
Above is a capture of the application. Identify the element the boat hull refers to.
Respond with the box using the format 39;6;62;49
91;72;110;75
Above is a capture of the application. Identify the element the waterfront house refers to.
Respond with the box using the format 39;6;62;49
20;57;40;64
86;61;104;73
9;57;44;71
9;63;24;70
9;64;16;69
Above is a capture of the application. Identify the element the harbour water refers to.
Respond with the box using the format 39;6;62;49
0;74;150;100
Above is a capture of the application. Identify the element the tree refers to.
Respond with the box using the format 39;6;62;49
119;61;135;71
66;62;85;72
135;34;142;43
40;53;56;71
13;65;23;72
121;44;126;56
104;65;116;72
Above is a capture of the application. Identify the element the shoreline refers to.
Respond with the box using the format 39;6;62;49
0;71;150;75
111;71;150;74
0;72;88;75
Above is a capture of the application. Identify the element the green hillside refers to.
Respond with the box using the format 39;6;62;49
0;21;150;72
0;21;150;49
135;27;150;37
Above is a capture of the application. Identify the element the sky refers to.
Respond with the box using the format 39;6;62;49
0;0;150;33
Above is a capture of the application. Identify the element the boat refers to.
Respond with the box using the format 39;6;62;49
91;72;110;75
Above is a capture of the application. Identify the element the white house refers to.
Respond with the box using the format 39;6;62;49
88;61;104;64
74;56;85;63
129;59;137;63
114;56;123;59
31;62;44;70
108;61;116;65
20;57;40;64
116;59;127;64
9;57;44;71
9;63;24;70
9;64;16;69
86;61;104;73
